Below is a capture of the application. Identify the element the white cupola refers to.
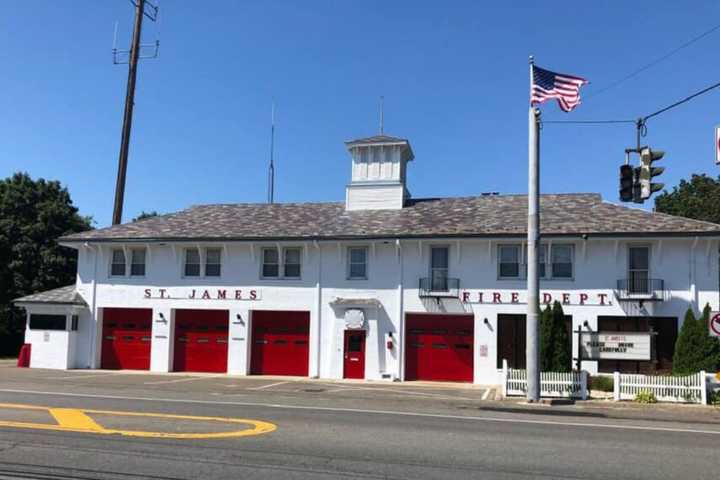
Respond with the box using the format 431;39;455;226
344;135;415;211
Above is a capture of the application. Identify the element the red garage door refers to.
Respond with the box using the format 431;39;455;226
251;311;309;376
405;314;474;382
101;308;152;370
173;309;229;373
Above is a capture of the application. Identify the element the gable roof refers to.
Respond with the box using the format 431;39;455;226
60;194;720;244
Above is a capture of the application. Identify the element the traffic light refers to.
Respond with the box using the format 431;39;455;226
639;147;665;200
619;164;635;202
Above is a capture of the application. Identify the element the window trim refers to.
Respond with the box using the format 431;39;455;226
347;246;369;280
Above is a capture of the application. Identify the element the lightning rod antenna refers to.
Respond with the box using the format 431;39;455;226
268;100;276;204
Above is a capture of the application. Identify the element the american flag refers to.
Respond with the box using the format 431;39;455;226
531;66;588;112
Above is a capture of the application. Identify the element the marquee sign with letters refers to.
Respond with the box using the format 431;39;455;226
580;332;651;361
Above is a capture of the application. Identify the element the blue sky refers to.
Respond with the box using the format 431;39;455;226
2;1;720;227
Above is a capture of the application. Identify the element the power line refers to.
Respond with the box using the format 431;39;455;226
643;78;720;122
585;19;720;101
542;119;635;125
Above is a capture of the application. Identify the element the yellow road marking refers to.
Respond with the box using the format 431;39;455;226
49;408;104;431
0;403;276;439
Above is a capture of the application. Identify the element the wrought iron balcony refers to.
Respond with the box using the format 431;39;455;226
616;278;665;301
419;277;460;298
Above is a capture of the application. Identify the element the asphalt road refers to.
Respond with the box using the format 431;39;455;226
0;366;718;479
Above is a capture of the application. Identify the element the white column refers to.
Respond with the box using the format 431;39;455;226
228;307;251;375
150;306;173;372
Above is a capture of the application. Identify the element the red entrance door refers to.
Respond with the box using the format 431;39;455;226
250;311;310;376
101;308;152;370
405;314;474;382
343;330;366;379
173;309;228;373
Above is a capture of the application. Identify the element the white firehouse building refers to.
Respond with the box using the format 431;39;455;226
14;134;720;385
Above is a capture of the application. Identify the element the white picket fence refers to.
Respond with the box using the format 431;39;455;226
501;360;588;399
613;371;707;404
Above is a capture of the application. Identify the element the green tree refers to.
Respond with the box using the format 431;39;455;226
551;301;571;372
0;172;92;356
539;304;554;372
697;304;720;373
673;308;705;375
132;211;159;222
655;174;720;223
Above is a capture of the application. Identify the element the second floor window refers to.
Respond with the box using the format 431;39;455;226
284;248;301;278
205;248;221;277
130;249;146;276
628;245;650;293
498;245;520;278
348;247;368;280
499;244;574;280
184;247;221;277
262;247;301;279
430;246;449;291
111;249;126;276
551;245;573;278
184;248;201;277
262;248;279;278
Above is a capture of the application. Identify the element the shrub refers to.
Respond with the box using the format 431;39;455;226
634;390;657;404
709;390;720;406
674;305;720;374
539;304;554;372
589;375;614;392
551;301;571;372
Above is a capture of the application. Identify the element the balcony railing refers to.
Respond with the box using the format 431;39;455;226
419;277;460;298
616;278;665;301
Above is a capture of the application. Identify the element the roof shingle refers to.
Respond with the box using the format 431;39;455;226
60;194;720;243
14;285;87;306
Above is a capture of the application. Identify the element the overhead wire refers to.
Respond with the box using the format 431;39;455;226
584;19;720;101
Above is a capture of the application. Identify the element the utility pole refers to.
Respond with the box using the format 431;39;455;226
526;56;541;402
111;0;158;225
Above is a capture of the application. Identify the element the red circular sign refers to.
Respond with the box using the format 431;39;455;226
711;313;720;336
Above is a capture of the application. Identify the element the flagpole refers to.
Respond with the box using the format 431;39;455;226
526;56;541;402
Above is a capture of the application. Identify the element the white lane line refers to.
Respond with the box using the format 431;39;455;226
322;386;476;401
1;388;719;436
144;375;222;385
482;388;492;401
44;373;122;381
247;381;292;391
